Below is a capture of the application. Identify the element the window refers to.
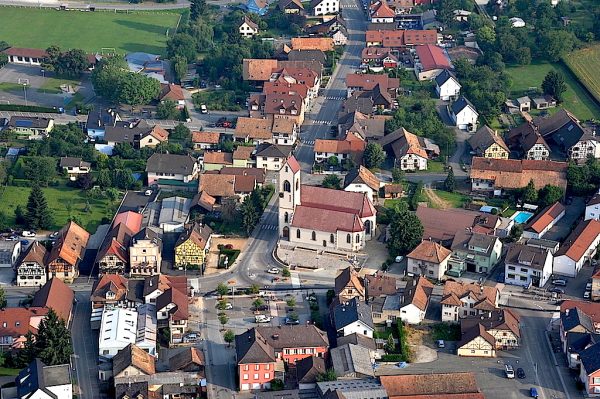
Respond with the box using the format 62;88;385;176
330;234;334;243
346;234;351;244
243;374;249;380
264;373;270;379
311;231;316;241
265;364;270;370
283;180;291;192
284;212;289;223
255;365;259;370
356;234;360;243
296;229;301;239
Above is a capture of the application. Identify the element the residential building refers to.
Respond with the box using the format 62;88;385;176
314;135;366;165
569;131;600;164
361;47;398;69
365;271;397;299
169;347;205;373
415;206;486;245
30;277;74;323
96;223;137;276
450;230;502;274
450;96;478;132
0;307;48;351
345;73;400;98
330;344;374;379
435;69;461;101
146;153;199;190
554;219;600;277
370;0;395;23
456;324;496;358
129;227;163;276
579;342;600;396
239;15;259;38
334;266;365;302
414;44;451;81
522;202;566;239
291;37;334;52
559;306;598;367
104;122;169;151
174;223;213;273
467;126;509;159
279;157;376;251
197;172;256;204
234;117;273;145
59;157;91;180
16;241;46;287
272;118;299;145
278;0;305;13
2;47;48;66
158;196;192;232
366;29;438;48
506;123;551;161
406;240;452;280
156;281;189;344
376;127;439;171
86;108;121;139
98;308;138;359
90;274;136;324
380;373;485;399
7;116;54;140
470;157;568;194
337;111;387;140
311;0;339;16
504;243;553;288
460;309;521;352
440;281;499;322
112;344;156;380
47;221;89;283
398;276;434;324
343;166;381;202
191;131;221;150
143;275;188;304
242;58;279;83
0;240;21;269
203;151;234;171
159;83;185;109
8;359;71;399
296;356;326;389
233;146;255;167
255;143;293;171
585;192;600;221
332;297;374;338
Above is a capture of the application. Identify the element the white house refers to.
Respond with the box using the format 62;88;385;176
8;359;72;399
239;16;259;38
255;143;293;171
370;0;395;23
146;153;199;188
399;276;434;325
0;240;21;269
435;70;461;101
59;157;91;180
504;243;553;288
406;240;452;281
343;166;381;202
332;298;374;338
311;0;339;16
98;308;138;359
522;202;566;239
450;96;478;132
554;219;600;277
440;281;499;322
568;133;600;164
585;191;600;221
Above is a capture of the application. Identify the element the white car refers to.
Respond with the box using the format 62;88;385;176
224;303;233;310
584;291;591;300
144;189;152;196
21;231;36;237
395;256;404;263
587;282;593;291
267;267;281;274
255;315;271;323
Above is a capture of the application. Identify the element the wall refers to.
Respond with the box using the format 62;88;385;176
238;363;274;391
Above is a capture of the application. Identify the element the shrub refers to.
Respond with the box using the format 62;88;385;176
380;354;405;362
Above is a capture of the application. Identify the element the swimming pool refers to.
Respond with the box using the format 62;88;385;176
513;211;534;224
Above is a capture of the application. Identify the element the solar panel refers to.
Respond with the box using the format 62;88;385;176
15;120;33;128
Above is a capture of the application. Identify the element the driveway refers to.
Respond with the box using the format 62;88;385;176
543;197;585;242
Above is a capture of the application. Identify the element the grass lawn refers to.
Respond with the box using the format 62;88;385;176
38;76;80;94
505;61;600;120
192;90;245;112
432;190;469;208
0;185;117;232
0;367;21;376
0;8;182;55
384;198;406;209
0;82;24;92
426;161;445;173
564;45;600;106
431;323;461;341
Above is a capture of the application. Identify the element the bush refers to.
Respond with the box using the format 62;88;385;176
326;289;335;305
310;310;322;328
380;354;405;362
218;248;240;268
0;104;58;113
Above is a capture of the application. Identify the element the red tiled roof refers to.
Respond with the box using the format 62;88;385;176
346;73;399;91
561;300;600;324
160;83;185;102
380;373;484;399
47;221;90;267
243;59;279;81
301;185;375;218
291;206;364;233
192;131;221;144
0;307;48;346
113;211;143;234
556;219;600;262
286;156;301;173
291;37;334;52
203;151;233;165
31;278;74;322
366;29;437;47
371;0;395;18
407;240;452;263
3;47;47;58
415;44;451;71
314;138;366;154
524;202;565;234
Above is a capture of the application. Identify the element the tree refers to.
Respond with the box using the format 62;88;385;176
252;298;264;309
23;157;57;186
14;205;26;225
542;71;567;103
385;334;396;352
218;313;229;330
55;49;88;76
111;169;134;190
241;195;260;235
190;0;207;20
171;123;191;141
173;55;188;83
513;47;531;65
387;202;424;257
443;167;455;192
44;45;62;71
96;169;112;189
17;331;37;367
36;309;73;365
522;179;538;203
91;56;128;102
156;100;179;120
364;142;385;169
167;33;198;63
538;184;564;208
282;267;291;277
249;284;260;295
0;286;6;309
286;297;296;308
322;175;341;189
217;283;229;298
25;185;53;230
509;224;523;242
118;73;160;106
392;167;404;183
327;156;339;166
539;30;577;62
223;330;235;347
476;26;496;50
316;369;337;382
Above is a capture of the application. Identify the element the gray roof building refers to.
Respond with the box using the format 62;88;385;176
330;343;374;378
16;359;71;399
146;153;197;176
333;297;374;331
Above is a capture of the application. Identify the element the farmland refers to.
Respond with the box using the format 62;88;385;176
0;7;182;55
564;45;600;108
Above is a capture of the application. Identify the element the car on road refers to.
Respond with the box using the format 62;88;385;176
267;267;280;274
285;317;300;325
517;368;525;379
530;387;539;398
436;340;445;348
20;240;29;246
253;305;269;311
585;291;591;300
144;189;153;196
5;235;18;241
200;104;208;114
255;315;271;323
21;231;36;237
505;364;515;379
549;287;565;294
224;302;233;310
552;279;567;286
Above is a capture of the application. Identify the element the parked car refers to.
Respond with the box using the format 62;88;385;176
253;305;269;312
530;387;539;398
224;302;233;310
505;364;515;379
49;231;59;239
395;256;404;263
183;333;198;343
5;235;18;241
255;315;271;323
285;317;300;325
20;240;29;246
267;267;280;274
517;368;525;379
21;231;36;237
200;104;208;114
552;279;567;286
549;287;565;294
584;291;591;300
144;189;153;196
436;340;445;348
587;281;593;291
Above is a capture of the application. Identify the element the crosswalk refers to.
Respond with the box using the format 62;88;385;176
301;140;315;145
324;96;346;101
342;4;359;8
313;120;332;125
261;224;278;231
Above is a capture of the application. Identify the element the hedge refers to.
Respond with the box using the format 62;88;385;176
380;354;405;362
0;104;59;113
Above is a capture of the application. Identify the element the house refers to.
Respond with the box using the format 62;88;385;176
0;240;21;269
365;271;397;299
104;122;169;151
334;266;365;302
255;143;293;171
397;276;434;324
130;227;163;277
96;223;137;276
305;15;346;36
99;308;139;359
586;192;600;221
332;297;374;338
246;0;268;15
203;151;234;171
568;131;600;164
456;323;496;357
414;44;451;81
125;52;168;83
235;325;329;390
384;183;404;198
90;274;136;324
559;306;598;366
450;97;478;132
379;127;429;171
2;47;48;66
365;29;438;48
278;0;305;13
47;221;89;283
516;96;531;111
343;166;381;202
440;281;499;322
470;157;568;194
234;117;271;144
579;342;600;396
265;75;312;111
330;344;374;379
370;0;395;23
407;240;452;280
554;219;600;277
271;118;299;146
7;116;54;140
361;47;397;68
197;173;253;204
243;58;280;83
239;15;259;38
156;280;190;344
415;206;486;245
233;146;256;167
314;134;366;164
279;157;377;250
16;241;46;287
295;356;326;389
506;123;551;160
435;69;461;101
459;309;521;353
191;131;221;150
0;307;48;351
467;126;509;159
159;84;185;109
169;347;205;373
264;93;306;125
504;243;553;288
352;83;396;110
174;223;213;273
523;202;566;239
337;110;387;140
146;153;199;190
332;27;349;46
30;277;74;323
290;37;334;52
311;0;339;16
59;157;91;180
143;274;188;304
345;73;400;98
112;344;156;380
450;230;502;274
86;108;121;139
532;95;557;110
9;359;71;399
380;373;485;399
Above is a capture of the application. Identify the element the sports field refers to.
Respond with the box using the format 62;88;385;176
0;7;182;55
564;45;600;105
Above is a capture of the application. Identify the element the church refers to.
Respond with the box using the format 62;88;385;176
278;156;377;251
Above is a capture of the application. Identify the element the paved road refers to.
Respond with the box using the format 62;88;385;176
0;0;190;9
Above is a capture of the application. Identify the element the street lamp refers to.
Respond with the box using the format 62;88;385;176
18;78;29;106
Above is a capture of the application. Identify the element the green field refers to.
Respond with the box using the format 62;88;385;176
505;61;600;120
0;185;118;232
0;7;182;55
564;45;600;107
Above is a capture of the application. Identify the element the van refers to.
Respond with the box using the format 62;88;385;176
552;279;567;286
505;364;515;379
200;104;208;114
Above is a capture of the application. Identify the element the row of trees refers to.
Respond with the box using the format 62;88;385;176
241;186;273;235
